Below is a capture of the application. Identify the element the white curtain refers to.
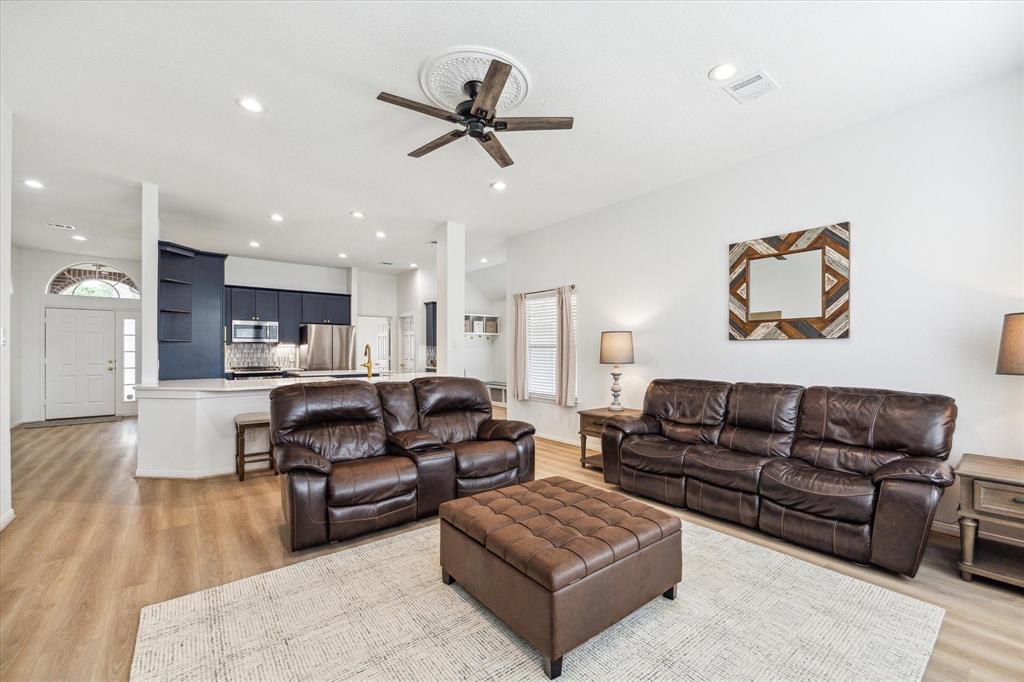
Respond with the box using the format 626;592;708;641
512;292;528;400
555;285;577;407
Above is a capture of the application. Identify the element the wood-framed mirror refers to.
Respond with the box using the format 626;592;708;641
729;222;850;340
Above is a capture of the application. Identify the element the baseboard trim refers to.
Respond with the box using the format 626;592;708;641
135;462;272;480
0;508;15;532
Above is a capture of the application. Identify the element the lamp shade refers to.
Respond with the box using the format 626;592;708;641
600;331;634;365
996;312;1024;375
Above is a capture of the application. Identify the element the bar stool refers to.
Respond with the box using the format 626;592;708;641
234;412;277;481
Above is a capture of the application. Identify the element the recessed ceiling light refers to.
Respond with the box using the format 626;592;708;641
249;241;260;248
338;252;348;258
375;231;386;239
269;213;283;222
409;263;418;268
23;179;44;189
480;257;488;263
71;234;87;241
237;97;265;113
708;63;738;82
350;211;365;218
490;181;506;191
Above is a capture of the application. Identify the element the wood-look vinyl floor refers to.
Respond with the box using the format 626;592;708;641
1;418;1022;681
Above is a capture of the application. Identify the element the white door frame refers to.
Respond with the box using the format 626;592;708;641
44;307;117;419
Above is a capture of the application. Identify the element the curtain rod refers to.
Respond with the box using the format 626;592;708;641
518;284;576;297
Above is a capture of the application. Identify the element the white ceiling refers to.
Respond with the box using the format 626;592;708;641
2;1;1021;272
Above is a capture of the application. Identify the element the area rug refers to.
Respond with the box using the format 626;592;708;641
21;415;122;428
131;522;943;681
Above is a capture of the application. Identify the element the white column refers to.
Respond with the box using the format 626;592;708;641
140;183;160;385
435;220;466;377
0;99;14;529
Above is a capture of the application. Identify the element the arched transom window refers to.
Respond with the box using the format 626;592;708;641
47;263;140;299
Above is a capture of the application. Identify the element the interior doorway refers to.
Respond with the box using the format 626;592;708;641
399;314;415;372
355;315;392;373
44;307;116;419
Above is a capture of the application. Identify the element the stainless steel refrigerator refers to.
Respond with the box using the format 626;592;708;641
298;324;357;371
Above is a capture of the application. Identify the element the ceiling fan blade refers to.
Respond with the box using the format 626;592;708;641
470;60;512;120
377;92;460;123
409;129;467;158
493;116;574;132
477;132;514;168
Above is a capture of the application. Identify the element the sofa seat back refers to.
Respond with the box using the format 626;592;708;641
270;381;388;463
718;382;804;457
412;377;492;444
793;386;957;476
642;379;731;445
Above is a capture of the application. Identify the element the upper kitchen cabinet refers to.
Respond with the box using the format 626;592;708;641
301;293;324;324
230;287;255;321
324;294;350;324
278;291;301;344
254;289;278;321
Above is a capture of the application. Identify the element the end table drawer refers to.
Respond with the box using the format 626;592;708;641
974;480;1024;520
579;413;609;435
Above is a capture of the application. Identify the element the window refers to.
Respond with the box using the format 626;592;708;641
123;318;136;401
525;290;577;402
47;263;140;299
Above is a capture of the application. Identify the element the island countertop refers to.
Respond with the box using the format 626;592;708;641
136;371;438;394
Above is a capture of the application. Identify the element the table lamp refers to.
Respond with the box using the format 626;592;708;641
996;312;1023;375
600;331;634;411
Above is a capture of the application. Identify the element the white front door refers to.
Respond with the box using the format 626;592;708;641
45;308;116;419
400;315;415;371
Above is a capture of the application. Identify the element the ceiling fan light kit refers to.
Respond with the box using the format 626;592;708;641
378;47;574;168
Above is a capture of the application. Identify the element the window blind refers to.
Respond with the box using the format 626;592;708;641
525;290;577;401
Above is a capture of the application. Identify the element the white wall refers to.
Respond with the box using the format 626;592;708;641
463;277;506;383
0;99;13;529
505;73;1024;474
11;247;142;424
225;255;349;293
398;267;437;372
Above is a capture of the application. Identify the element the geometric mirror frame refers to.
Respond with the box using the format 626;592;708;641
729;222;850;340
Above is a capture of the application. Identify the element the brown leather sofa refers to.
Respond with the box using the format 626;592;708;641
270;377;535;551
602;379;957;577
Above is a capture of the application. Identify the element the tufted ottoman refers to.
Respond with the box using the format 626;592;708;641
438;476;681;678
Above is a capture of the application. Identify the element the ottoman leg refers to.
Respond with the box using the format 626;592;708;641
543;655;562;679
663;585;677;600
441;568;455;585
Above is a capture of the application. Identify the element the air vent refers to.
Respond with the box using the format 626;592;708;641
47;222;77;230
723;71;778;103
379;261;394;266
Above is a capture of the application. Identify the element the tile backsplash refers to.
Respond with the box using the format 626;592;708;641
225;344;299;370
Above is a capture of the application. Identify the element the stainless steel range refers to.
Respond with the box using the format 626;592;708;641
230;365;284;378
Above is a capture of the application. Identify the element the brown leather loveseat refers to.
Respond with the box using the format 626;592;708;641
271;377;535;550
602;379;957;577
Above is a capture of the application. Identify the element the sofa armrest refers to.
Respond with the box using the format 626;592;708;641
872;458;954;487
275;444;331;475
396;446;456;518
604;414;661;436
389;429;443;451
478;419;536;442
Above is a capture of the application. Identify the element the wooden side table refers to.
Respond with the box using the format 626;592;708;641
955;453;1024;587
577;407;642;469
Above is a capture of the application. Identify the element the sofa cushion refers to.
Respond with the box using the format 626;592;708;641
620;435;698;476
328;455;418;506
682;446;773;494
759;459;876;523
717;382;804;457
792;386;956;475
271;381;388;462
642;379;731;445
412;377;492;444
452;440;519;478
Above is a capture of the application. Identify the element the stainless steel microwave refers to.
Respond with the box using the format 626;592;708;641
231;319;279;344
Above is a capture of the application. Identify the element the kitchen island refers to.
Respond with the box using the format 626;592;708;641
135;372;437;478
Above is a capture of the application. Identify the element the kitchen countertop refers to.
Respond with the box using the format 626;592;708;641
136;372;438;393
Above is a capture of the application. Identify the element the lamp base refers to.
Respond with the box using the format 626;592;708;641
609;369;624;411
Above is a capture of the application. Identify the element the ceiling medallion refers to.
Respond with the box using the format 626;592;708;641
419;46;530;112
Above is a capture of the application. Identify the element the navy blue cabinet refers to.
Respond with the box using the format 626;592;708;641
278;292;301;344
254;289;278;321
301;294;324;323
158;241;225;380
425;301;438;347
231;287;255;321
324;295;350;324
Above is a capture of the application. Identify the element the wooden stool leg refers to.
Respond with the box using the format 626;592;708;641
236;427;245;482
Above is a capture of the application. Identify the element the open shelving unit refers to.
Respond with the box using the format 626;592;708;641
158;243;194;342
464;313;499;338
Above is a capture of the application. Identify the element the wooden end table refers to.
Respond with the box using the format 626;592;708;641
955;453;1024;588
577;407;642;469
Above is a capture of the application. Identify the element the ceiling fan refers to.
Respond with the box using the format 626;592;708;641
377;59;573;168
